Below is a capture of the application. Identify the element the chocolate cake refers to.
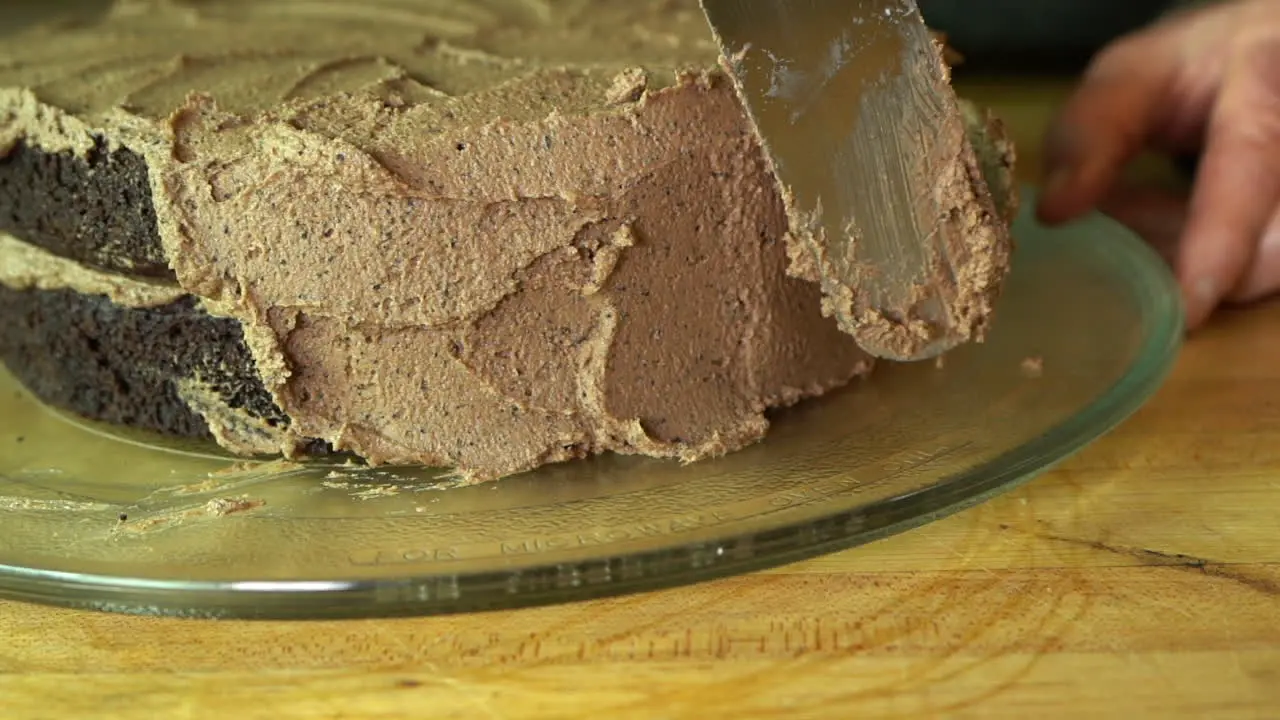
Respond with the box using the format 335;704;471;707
0;0;1016;481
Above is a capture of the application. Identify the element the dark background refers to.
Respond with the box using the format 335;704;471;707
919;0;1176;73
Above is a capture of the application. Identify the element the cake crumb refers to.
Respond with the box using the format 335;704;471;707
353;484;400;500
205;496;265;516
1020;356;1044;378
934;356;946;370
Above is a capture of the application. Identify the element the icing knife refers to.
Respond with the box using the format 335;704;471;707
699;0;1009;362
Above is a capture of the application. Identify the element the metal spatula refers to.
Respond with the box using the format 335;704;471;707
699;0;1010;361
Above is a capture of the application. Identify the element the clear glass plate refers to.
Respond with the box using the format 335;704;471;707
0;188;1183;619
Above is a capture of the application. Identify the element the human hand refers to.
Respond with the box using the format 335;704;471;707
1037;0;1280;329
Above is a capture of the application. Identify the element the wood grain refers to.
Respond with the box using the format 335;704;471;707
3;80;1280;719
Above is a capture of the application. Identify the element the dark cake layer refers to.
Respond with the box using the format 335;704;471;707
0;139;173;278
0;284;285;438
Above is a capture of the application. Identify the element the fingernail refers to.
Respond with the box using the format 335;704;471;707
1192;276;1218;303
1037;166;1076;225
1183;276;1219;328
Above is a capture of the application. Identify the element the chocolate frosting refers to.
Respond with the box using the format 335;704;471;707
0;1;1010;480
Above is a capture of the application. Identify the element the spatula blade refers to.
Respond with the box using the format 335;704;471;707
700;0;1011;361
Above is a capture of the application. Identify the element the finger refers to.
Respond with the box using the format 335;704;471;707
1097;185;1189;269
1228;206;1280;303
1177;33;1280;328
1037;33;1181;226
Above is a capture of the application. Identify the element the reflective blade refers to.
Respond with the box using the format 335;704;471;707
700;0;1011;361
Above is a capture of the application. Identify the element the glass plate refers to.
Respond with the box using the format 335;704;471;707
0;188;1183;619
